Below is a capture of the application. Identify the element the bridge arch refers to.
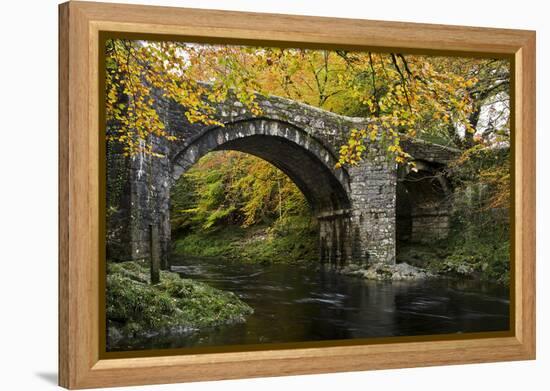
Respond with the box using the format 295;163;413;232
106;89;458;267
170;118;352;215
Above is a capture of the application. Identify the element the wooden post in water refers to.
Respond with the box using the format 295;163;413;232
150;223;160;284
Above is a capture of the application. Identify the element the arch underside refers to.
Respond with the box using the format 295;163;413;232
171;119;352;215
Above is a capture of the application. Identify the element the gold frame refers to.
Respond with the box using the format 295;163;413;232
59;1;536;388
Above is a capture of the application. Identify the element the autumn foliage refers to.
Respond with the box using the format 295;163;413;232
106;39;511;271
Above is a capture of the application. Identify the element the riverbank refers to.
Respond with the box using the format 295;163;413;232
106;260;253;345
173;215;509;284
173;220;318;264
397;240;510;285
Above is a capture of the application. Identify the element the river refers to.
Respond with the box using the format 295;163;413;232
111;255;510;351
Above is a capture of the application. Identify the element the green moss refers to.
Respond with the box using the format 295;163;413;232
173;225;245;258
173;216;318;264
428;239;510;284
106;261;253;338
397;234;510;285
396;243;448;267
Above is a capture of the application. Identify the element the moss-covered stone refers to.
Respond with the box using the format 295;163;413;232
341;262;433;281
106;261;253;342
396;239;510;285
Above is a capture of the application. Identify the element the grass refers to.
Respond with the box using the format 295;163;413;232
173;225;246;259
173;217;318;264
106;260;253;339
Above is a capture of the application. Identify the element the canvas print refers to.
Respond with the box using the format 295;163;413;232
104;39;511;352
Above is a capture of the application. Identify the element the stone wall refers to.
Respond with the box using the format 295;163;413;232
348;156;397;265
396;162;453;245
106;133;171;265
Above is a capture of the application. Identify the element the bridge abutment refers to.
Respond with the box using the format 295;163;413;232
318;212;352;267
106;137;172;266
347;157;397;266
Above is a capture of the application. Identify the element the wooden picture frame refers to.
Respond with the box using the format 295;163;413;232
59;1;536;388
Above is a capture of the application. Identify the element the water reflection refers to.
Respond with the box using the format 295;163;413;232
109;256;509;351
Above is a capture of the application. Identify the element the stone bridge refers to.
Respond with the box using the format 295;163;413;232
106;89;459;268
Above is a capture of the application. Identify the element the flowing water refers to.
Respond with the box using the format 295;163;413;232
110;255;510;351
